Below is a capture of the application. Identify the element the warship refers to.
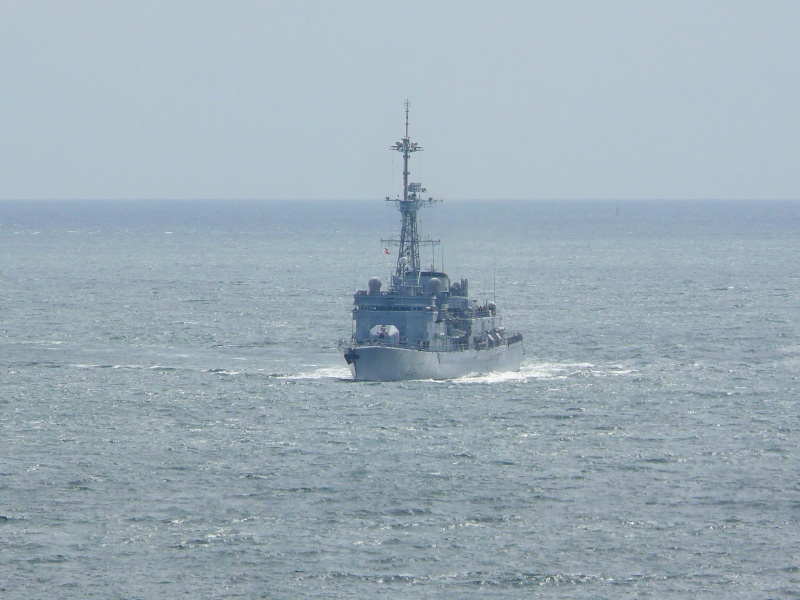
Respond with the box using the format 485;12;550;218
340;102;524;381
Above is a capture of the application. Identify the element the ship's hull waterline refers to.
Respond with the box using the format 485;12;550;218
343;340;524;381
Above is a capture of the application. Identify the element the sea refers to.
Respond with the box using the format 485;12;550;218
1;199;798;598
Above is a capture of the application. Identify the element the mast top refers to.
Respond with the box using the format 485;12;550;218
384;101;440;284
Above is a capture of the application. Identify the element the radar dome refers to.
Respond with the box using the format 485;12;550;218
428;277;441;296
487;301;496;311
368;277;382;294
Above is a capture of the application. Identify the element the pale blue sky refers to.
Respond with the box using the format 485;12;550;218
1;1;798;200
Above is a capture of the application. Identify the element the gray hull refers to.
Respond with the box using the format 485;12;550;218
343;340;524;381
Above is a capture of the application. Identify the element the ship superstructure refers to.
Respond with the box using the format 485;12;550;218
340;102;523;381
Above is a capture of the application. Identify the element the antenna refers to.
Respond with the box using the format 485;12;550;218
493;251;496;303
384;100;440;280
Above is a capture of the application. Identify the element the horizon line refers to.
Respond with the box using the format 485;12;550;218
1;197;799;203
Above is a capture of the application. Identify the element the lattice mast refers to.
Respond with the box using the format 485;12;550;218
384;100;438;279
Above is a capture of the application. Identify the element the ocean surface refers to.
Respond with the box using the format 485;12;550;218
1;199;798;598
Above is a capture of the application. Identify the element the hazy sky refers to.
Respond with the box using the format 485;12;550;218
2;1;798;201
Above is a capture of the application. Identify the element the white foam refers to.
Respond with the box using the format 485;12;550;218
278;362;633;384
279;366;352;381
448;361;634;384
